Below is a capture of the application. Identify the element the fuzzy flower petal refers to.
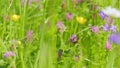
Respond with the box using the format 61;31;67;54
102;23;116;32
34;0;40;2
57;49;63;60
110;25;116;32
102;6;120;18
105;41;112;51
70;34;78;44
66;12;72;20
76;0;85;3
109;33;120;44
26;30;33;42
91;26;99;34
99;11;107;19
11;14;20;21
56;21;66;33
76;16;87;24
74;55;79;62
102;23;110;31
3;51;15;58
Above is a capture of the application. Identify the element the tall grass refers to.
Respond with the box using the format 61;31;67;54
0;0;120;68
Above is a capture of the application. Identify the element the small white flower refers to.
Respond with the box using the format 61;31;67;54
102;6;120;18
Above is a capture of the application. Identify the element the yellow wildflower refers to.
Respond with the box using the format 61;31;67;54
76;16;87;24
17;41;21;45
11;14;20;21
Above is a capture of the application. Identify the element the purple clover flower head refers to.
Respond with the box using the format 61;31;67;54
34;0;40;2
3;51;15;58
21;0;33;6
29;0;33;6
99;11;107;19
105;41;112;51
91;26;99;34
102;23;116;32
70;34;78;44
66;12;72;20
26;30;33;42
21;0;25;6
109;33;120;44
57;49;63;60
56;21;66;33
5;15;10;21
76;0;84;3
74;55;79;62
